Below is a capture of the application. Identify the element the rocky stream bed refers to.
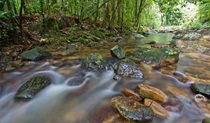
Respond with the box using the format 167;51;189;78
0;29;210;123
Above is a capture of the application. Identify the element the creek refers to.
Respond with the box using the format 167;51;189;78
0;33;209;123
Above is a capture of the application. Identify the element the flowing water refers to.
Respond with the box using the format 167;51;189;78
0;33;209;123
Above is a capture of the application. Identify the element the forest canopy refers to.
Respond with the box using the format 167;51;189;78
0;0;210;41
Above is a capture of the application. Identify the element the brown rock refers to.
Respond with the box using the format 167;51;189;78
144;98;170;119
111;96;154;122
136;84;168;103
122;88;142;101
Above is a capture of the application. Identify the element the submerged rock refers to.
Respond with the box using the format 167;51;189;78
161;97;184;112
133;47;180;67
113;58;144;79
136;84;168;103
144;98;169;119
191;83;210;98
20;47;52;61
67;77;85;86
111;96;153;122
15;76;51;100
110;45;125;59
82;53;109;71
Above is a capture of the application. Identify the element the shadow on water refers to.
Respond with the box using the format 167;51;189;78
0;33;208;123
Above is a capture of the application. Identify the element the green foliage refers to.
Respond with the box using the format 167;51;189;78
199;0;210;25
157;0;184;26
0;0;209;39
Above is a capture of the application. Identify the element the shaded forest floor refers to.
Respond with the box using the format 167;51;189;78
0;16;122;60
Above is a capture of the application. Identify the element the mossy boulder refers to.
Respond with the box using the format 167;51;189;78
133;47;180;67
191;83;210;98
20;47;52;61
113;58;144;79
110;45;125;59
111;96;154;122
82;53;109;71
15;76;51;100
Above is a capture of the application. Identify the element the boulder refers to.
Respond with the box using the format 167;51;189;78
82;53;109;71
133;47;180;67
191;83;210;98
111;96;153;122
144;98;169;119
113;58;144;79
20;47;52;61
161;97;183;112
110;45;125;59
136;84;168;103
15;76;51;100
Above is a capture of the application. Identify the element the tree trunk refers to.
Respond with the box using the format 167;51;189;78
117;0;121;25
103;0;111;27
19;0;24;36
40;0;46;34
94;0;100;22
11;0;18;15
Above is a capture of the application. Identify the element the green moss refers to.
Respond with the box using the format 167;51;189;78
15;76;51;100
82;53;108;71
132;47;180;67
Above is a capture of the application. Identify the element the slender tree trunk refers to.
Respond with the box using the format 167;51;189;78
103;0;111;27
22;0;27;15
11;0;18;15
121;0;124;30
40;0;46;34
136;0;146;28
19;0;24;36
117;0;121;25
108;0;117;27
46;0;50;17
94;0;100;22
6;0;12;12
134;0;138;24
